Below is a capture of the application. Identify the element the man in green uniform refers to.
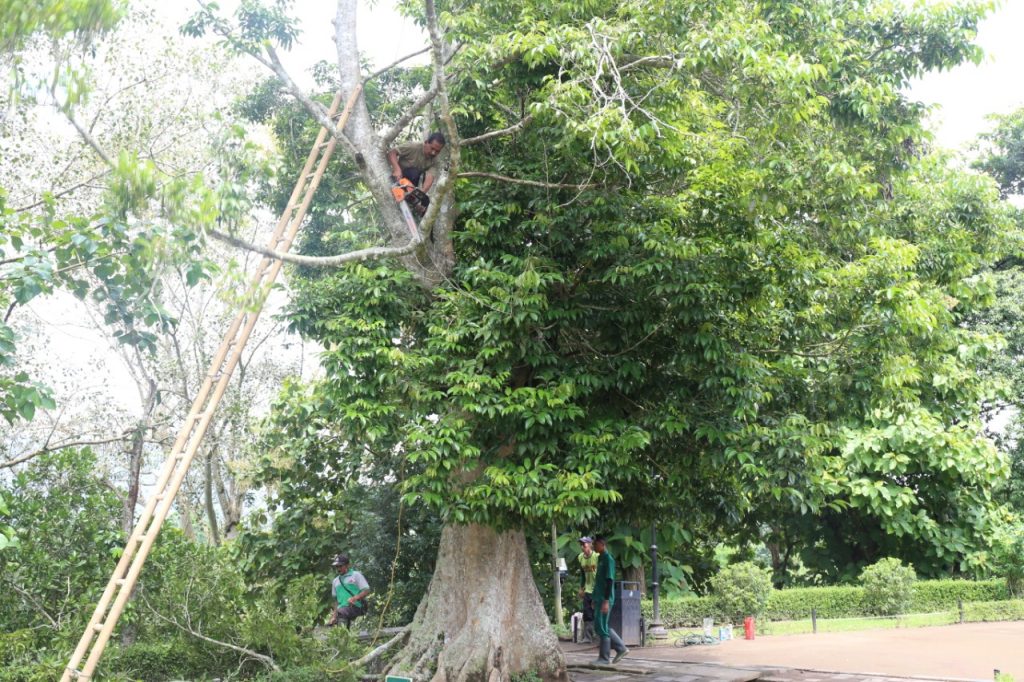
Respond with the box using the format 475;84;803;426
591;536;629;665
577;536;598;643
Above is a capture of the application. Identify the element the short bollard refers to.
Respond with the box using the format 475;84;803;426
743;616;755;640
811;607;817;634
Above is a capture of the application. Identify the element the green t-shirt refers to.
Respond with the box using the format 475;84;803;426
578;551;598;594
592;550;616;604
333;569;369;609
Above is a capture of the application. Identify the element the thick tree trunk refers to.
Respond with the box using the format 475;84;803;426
387;524;567;682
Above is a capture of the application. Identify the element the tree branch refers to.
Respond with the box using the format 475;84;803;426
63;112;114;167
380;86;440;149
352;627;410;667
456;171;596;190
13;169;111;213
0;433;133;470
366;47;431;82
208;230;419;267
461;115;535;146
142;598;280;671
263;44;362;161
4;579;59;628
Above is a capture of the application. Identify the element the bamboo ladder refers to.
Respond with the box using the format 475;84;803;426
61;87;362;682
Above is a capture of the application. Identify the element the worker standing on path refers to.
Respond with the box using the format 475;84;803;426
591;536;629;665
327;554;371;628
577;536;598;644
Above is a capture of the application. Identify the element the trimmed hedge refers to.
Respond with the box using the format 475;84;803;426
645;578;1009;626
766;585;863;620
963;598;1024;622
913;579;1007;612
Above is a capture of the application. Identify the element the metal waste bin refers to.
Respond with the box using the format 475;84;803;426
609;581;642;646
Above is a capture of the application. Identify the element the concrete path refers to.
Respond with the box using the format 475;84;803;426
564;622;1024;682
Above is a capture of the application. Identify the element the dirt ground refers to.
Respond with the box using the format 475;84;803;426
625;622;1024;680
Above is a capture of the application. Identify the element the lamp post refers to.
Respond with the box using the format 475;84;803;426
648;521;668;639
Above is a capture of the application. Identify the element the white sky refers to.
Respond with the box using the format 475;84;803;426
909;0;1024;150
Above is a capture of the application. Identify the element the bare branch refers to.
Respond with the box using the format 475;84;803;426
64;112;114;167
0;433;134;470
263;45;362;160
457;172;596;190
461;115;535;146
380;86;440;149
4;579;60;628
13;169;111;213
366;47;431;82
352;627;410;667
208;230;419;267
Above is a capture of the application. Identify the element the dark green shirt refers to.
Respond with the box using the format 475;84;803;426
592;549;616;604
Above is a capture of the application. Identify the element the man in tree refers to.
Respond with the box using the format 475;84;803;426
386;132;446;193
386;133;446;217
576;536;598;644
327;554;371;628
591;536;628;665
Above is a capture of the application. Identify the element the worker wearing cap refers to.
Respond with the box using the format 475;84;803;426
327;554;371;628
577;536;598;643
591;536;629;664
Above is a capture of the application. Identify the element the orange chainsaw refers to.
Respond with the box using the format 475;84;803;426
390;177;428;240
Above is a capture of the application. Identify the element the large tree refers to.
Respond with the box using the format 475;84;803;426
217;0;1014;680
21;0;1015;679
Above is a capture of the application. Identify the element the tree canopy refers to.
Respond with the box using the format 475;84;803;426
253;0;1015;586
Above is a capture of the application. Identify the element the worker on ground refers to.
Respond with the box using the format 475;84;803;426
591;536;629;665
387;133;446;215
327;554;371;628
577;536;598;644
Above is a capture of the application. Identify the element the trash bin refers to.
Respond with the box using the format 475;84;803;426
609;581;642;646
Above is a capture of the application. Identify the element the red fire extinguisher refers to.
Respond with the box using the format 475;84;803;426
743;616;755;640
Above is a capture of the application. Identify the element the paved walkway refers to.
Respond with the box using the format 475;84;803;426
564;622;1024;682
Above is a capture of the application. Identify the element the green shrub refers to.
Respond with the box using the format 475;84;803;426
860;558;916;616
104;640;232;680
912;579;1007;611
649;577;1011;626
710;562;773;623
766;585;864;619
642;595;719;627
0;661;66;682
993;532;1024;598
963;598;1024;622
0;629;40;667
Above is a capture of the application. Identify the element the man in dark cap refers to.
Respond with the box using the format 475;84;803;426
327;554;371;628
